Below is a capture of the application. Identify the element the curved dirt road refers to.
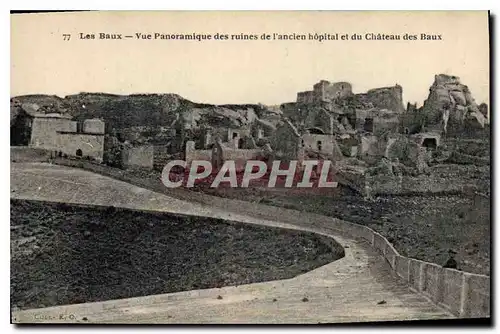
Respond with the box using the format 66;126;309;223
10;162;453;324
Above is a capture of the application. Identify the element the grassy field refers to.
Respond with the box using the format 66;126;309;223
11;199;344;310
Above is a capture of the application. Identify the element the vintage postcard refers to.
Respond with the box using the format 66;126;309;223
10;10;490;324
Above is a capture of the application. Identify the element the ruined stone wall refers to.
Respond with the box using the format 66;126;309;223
356;85;405;112
367;172;485;195
185;141;213;166
338;163;489;197
83;119;105;134
122;145;154;169
151;144;171;170
221;148;264;171
56;133;105;162
296;91;315;104
313;81;353;102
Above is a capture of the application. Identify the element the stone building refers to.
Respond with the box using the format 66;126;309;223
11;103;106;162
32;116;105;162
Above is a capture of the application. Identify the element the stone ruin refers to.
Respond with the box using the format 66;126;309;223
327;74;490;197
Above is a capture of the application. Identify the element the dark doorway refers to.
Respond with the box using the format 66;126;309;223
363;118;374;132
10;114;32;146
238;138;244;149
317;141;322;151
422;138;437;150
76;149;83;157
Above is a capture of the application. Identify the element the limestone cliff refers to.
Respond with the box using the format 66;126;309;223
422;74;486;131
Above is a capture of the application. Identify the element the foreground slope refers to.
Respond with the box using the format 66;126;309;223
10;162;453;323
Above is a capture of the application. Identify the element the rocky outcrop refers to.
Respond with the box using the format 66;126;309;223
422;74;486;131
479;103;489;121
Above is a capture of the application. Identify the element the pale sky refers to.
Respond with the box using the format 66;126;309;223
11;11;490;106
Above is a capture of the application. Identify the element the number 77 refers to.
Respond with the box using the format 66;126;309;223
63;34;71;41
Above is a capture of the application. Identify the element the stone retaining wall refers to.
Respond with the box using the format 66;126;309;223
334;218;490;318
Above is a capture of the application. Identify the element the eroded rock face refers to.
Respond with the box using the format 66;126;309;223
422;74;486;130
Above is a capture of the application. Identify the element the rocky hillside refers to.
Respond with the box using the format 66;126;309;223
10;93;281;132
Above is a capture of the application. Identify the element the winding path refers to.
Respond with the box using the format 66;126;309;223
10;162;453;324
